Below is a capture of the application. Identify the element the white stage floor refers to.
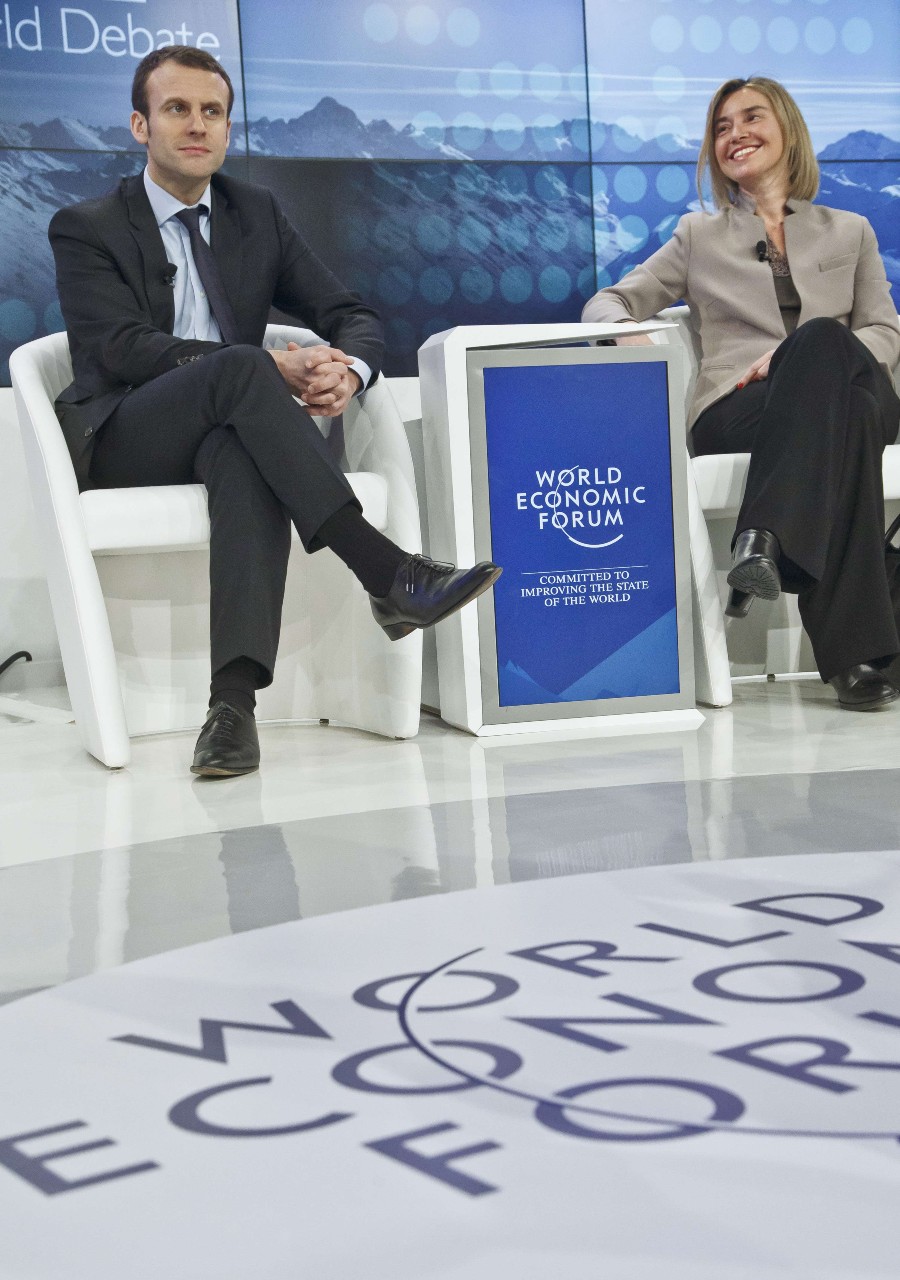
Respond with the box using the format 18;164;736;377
2;677;899;1277
2;676;900;1003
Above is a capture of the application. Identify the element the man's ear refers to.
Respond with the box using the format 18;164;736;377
130;110;149;146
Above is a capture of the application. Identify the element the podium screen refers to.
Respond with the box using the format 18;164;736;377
467;347;692;720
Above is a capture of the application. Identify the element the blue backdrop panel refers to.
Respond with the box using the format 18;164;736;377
238;0;588;161
584;0;900;159
0;0;243;145
0;148;141;381
591;154;900;300
250;157;597;377
584;0;900;301
482;360;678;708
0;151;249;382
590;161;693;290
0;0;896;388
0;0;244;381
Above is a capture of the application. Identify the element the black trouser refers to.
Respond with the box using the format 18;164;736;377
692;319;900;681
89;345;360;686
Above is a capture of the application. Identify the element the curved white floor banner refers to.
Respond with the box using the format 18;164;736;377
1;851;899;1279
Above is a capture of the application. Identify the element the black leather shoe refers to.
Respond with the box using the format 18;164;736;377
191;701;260;776
726;528;781;613
829;664;900;711
370;554;502;641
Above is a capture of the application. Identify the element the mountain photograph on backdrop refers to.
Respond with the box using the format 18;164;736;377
0;0;897;381
2;107;896;380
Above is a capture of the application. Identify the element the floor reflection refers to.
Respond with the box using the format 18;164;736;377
4;763;900;1003
504;780;695;879
219;824;303;934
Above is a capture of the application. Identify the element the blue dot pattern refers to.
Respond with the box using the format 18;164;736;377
0;0;896;385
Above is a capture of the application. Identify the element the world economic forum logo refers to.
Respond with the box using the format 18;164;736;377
1;855;899;1258
515;464;646;549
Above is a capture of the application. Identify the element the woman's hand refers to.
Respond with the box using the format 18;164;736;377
616;333;655;347
737;349;776;389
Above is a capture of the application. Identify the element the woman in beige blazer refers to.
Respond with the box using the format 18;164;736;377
583;76;900;710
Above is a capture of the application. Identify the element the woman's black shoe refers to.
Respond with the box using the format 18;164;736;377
829;664;900;711
726;528;781;611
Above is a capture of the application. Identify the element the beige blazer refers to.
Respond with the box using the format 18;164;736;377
581;197;900;426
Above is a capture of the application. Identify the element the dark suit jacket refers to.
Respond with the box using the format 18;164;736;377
48;171;384;487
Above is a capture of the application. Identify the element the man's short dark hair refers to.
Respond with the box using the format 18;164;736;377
132;46;235;119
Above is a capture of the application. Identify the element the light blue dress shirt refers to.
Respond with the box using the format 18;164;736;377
143;168;221;342
142;168;371;391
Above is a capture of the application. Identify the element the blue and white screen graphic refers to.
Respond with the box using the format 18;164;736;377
483;360;679;708
0;0;243;382
584;0;900;299
1;0;897;383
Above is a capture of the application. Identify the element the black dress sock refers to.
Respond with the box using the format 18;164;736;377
209;656;266;716
316;502;407;597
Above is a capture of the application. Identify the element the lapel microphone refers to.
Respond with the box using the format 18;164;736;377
755;240;768;263
162;263;177;287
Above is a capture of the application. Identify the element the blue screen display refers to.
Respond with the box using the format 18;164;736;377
483;359;679;708
1;0;896;384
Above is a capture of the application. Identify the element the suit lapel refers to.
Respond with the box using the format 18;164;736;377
123;175;175;334
210;182;244;341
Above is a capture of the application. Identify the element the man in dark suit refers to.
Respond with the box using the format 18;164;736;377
49;46;499;777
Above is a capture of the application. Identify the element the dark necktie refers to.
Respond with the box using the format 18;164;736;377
174;206;241;345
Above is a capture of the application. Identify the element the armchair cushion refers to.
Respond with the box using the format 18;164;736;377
82;473;388;554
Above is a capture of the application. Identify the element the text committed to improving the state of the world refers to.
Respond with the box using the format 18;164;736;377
519;568;650;608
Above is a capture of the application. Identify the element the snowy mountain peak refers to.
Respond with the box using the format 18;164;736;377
818;130;900;162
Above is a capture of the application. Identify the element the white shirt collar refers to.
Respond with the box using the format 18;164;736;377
143;167;213;227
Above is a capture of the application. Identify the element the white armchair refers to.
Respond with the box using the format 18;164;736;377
10;326;423;768
659;305;900;707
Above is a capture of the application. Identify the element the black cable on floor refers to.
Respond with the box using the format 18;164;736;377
0;651;32;681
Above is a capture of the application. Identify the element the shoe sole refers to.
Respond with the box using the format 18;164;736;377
383;566;503;642
835;689;900;711
190;763;260;777
726;557;780;601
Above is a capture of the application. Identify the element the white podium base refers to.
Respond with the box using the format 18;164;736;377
443;707;705;741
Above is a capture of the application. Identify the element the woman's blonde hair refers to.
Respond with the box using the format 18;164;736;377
696;76;819;208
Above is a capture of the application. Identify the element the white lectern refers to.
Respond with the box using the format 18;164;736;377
418;323;703;738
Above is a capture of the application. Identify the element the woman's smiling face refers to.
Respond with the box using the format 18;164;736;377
714;87;787;194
